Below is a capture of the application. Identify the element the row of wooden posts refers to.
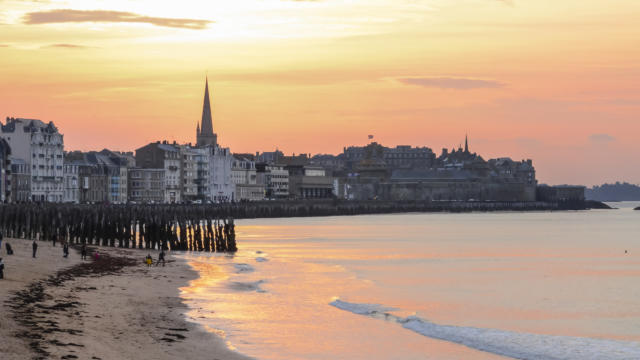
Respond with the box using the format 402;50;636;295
0;204;237;252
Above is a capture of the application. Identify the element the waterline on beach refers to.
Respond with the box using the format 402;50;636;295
178;205;640;360
330;299;640;360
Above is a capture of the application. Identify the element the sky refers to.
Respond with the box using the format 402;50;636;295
0;0;639;186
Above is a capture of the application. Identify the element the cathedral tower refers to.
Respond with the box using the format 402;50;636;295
196;77;218;147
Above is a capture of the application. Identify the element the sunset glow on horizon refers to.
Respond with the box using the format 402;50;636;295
1;0;639;186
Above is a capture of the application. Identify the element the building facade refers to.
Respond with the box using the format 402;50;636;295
0;138;11;202
98;150;129;204
179;145;199;201
209;146;235;202
10;158;30;203
288;166;334;199
232;155;264;201
136;141;182;203
257;163;289;199
341;137;538;202
0;117;64;202
128;168;165;203
63;159;80;203
343;143;435;171
77;160;108;204
194;147;211;201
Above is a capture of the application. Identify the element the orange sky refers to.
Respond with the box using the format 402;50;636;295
1;0;639;186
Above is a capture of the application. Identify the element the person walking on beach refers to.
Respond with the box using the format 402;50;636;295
157;250;166;267
5;243;13;255
32;240;38;258
0;231;3;253
0;258;4;279
52;234;57;247
81;244;87;260
145;254;153;267
63;242;69;258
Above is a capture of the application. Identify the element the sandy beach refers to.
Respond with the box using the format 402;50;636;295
0;238;251;360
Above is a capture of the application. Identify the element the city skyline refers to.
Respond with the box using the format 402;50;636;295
1;0;639;186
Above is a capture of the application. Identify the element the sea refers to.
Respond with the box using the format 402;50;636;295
179;202;640;360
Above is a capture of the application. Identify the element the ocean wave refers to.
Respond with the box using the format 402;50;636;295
330;299;398;316
234;263;255;273
227;280;266;293
330;299;640;360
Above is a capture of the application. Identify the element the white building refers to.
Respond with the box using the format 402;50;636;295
179;145;199;201
208;145;235;202
257;164;289;199
232;156;257;185
192;78;235;202
63;159;81;203
0;117;64;202
232;156;264;201
193;147;210;200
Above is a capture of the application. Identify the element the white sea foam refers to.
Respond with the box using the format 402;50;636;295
330;299;397;316
330;299;640;360
255;257;268;262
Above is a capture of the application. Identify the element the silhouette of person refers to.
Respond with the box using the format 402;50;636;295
32;240;38;258
81;244;87;260
0;258;4;279
157;251;165;267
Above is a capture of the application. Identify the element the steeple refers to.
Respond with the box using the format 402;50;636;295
196;77;217;147
464;134;469;153
201;77;213;135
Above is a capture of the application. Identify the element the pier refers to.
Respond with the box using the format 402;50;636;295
0;199;603;252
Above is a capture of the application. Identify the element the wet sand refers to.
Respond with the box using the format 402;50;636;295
0;238;251;360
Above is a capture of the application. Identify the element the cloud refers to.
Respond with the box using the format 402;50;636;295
23;9;212;30
396;76;505;90
43;43;91;49
589;133;615;144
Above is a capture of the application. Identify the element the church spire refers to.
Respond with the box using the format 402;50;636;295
464;134;469;153
201;77;213;136
196;77;218;147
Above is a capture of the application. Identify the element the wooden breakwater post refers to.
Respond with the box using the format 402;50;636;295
0;200;596;252
0;203;237;253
